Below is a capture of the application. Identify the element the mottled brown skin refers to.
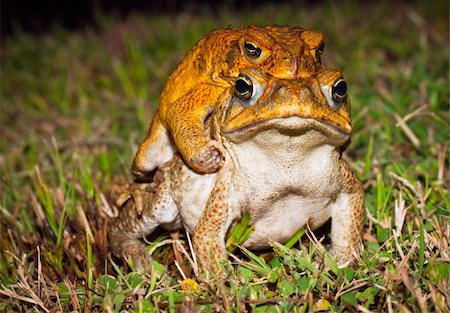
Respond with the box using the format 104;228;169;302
110;66;365;273
132;25;325;179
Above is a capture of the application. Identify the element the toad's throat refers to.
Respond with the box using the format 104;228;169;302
223;116;350;145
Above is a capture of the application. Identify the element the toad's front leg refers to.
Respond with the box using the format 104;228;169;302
329;160;365;265
109;172;180;272
193;163;236;273
161;85;229;174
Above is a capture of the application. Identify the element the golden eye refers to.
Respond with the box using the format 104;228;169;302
235;75;253;101
315;42;324;60
244;41;262;58
331;79;347;102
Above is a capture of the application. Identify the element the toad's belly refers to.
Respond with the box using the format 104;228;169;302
242;194;333;249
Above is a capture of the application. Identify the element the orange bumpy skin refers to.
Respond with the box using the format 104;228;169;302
110;65;365;273
132;25;325;176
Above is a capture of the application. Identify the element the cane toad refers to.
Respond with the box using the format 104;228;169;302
132;25;325;180
110;67;364;272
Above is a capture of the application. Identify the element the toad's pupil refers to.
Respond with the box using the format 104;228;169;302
333;80;347;97
245;43;255;51
245;42;262;57
236;79;252;94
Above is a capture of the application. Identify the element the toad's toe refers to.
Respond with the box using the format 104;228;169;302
190;144;224;173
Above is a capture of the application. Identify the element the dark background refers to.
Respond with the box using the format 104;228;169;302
1;0;321;38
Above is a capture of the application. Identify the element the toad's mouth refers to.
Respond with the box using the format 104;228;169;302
223;116;351;145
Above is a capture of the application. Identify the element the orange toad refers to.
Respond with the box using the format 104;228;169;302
132;26;325;179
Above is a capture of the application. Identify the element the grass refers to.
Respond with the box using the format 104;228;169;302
1;1;449;312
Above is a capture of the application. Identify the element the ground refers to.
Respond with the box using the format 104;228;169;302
0;1;449;312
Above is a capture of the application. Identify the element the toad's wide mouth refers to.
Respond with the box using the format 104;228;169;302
223;115;351;145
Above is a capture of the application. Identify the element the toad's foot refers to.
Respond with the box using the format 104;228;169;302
116;182;156;218
329;245;361;267
187;140;225;174
110;233;153;273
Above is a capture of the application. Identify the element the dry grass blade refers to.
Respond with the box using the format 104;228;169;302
0;253;50;312
63;278;80;311
400;268;428;313
389;172;418;195
356;304;374;313
394;112;421;148
186;230;199;276
397;240;418;272
394;191;408;236
437;142;448;183
29;186;46;229
0;287;49;312
77;204;94;244
171;230;191;278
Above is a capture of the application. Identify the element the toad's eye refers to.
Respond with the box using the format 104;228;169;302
244;41;262;58
322;77;347;109
235;75;253;101
315;42;324;61
331;79;347;102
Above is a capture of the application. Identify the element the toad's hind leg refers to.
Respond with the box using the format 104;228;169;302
132;113;177;178
329;160;365;265
109;172;180;272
